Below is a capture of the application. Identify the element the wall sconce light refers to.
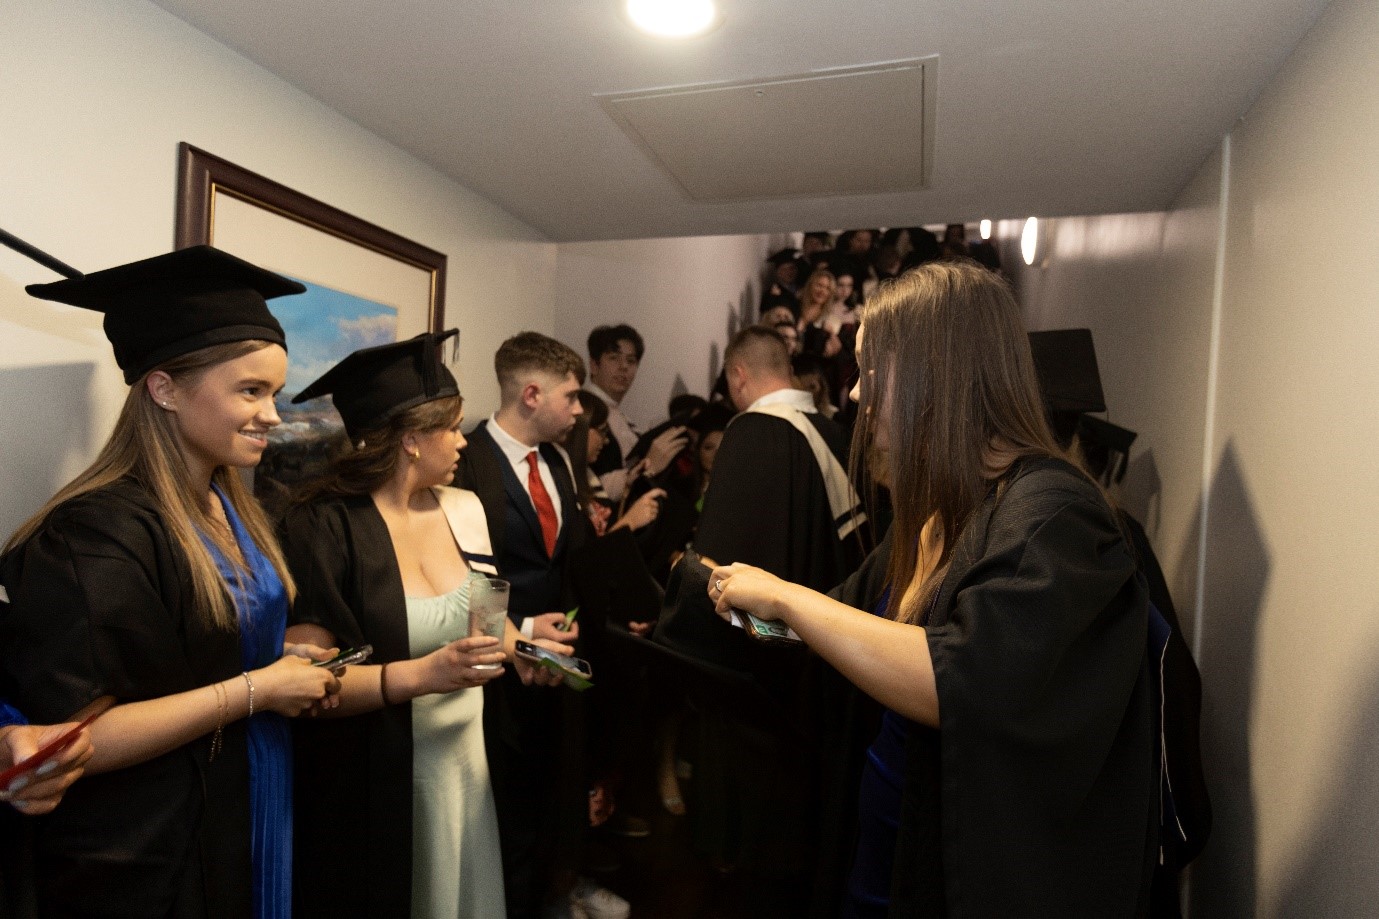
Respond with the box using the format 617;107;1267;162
1021;217;1039;266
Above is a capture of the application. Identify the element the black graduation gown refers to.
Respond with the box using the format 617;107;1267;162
0;480;251;919
693;409;863;589
679;408;867;910
888;459;1156;917
279;493;418;918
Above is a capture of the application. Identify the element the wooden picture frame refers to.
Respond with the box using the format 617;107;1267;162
174;142;448;516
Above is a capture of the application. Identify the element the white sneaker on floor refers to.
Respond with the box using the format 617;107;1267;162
570;878;631;919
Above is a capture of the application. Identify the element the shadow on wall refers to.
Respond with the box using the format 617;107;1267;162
1120;448;1164;540
0;363;95;536
704;277;760;399
1188;441;1270;919
1274;641;1379;915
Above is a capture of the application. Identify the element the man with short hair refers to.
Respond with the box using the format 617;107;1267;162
698;325;863;583
457;332;628;919
584;324;644;502
678;325;868;916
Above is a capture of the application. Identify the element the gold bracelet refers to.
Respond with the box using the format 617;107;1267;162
209;681;227;763
379;662;391;707
242;671;256;719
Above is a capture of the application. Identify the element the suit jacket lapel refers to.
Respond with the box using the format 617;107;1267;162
459;423;513;563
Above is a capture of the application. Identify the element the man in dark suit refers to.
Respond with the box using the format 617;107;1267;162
456;332;626;919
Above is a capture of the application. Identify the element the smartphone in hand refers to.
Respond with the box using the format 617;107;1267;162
0;695;113;790
312;645;373;675
514;640;593;691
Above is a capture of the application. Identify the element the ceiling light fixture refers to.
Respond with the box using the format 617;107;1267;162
1021;217;1039;266
979;219;992;240
624;0;720;38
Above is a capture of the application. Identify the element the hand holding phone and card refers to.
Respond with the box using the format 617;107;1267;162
514;640;593;691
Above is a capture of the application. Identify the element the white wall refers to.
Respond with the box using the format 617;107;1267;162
552;233;779;427
1191;0;1379;913
0;0;556;535
1000;0;1379;913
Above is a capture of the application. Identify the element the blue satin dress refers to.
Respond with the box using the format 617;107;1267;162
206;485;293;919
844;587;913;919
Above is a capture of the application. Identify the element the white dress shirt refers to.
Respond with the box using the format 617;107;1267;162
486;414;566;530
585;381;639;502
746;387;818;414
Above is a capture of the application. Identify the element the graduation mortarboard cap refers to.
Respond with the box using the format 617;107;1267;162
1076;414;1138;485
25;245;302;384
766;247;800;265
293;329;460;441
1027;328;1107;415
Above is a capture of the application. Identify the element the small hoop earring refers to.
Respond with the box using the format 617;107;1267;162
409;450;421;462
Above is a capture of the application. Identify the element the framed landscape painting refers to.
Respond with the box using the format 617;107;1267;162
174;143;447;517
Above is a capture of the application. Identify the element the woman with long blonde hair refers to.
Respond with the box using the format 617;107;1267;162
0;247;339;919
708;261;1155;917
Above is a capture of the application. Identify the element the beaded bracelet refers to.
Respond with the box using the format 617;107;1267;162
242;671;255;719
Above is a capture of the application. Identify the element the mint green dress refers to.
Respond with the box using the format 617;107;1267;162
406;575;506;919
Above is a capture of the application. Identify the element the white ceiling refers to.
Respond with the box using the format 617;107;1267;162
151;0;1329;242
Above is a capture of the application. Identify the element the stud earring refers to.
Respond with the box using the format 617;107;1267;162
409;450;421;461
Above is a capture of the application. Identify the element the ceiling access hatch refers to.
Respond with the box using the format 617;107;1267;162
597;57;937;204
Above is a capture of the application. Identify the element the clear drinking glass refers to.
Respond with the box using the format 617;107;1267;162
468;576;510;670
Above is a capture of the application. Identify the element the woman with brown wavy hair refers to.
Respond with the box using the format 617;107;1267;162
708;261;1156;917
0;247;340;919
280;331;570;919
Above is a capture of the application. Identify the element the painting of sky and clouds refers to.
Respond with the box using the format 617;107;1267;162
254;280;399;517
272;280;398;406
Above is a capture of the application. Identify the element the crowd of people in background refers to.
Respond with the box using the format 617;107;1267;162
0;228;1205;919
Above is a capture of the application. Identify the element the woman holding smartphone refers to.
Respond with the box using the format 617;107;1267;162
708;262;1157;917
0;247;341;919
280;331;570;919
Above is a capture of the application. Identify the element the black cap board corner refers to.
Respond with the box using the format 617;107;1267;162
24;245;302;384
1027;328;1107;415
293;328;460;441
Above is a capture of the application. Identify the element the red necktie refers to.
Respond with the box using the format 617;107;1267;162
525;451;559;557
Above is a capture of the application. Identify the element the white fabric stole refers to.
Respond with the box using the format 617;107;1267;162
736;402;867;540
433;486;499;576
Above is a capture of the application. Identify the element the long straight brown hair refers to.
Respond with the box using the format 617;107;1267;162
852;262;1068;624
7;340;297;632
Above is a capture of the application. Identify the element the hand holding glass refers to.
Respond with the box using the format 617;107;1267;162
468;577;510;670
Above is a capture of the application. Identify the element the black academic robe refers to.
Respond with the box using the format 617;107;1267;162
679;407;867;911
279;493;417;918
0;479;252;919
881;458;1156;917
694;408;864;589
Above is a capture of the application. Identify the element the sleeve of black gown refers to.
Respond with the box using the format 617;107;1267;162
922;480;1152;912
280;502;367;649
3;499;189;723
692;414;794;573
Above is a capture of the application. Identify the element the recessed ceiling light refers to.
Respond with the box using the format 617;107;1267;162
624;0;721;38
1021;217;1039;265
979;219;992;240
